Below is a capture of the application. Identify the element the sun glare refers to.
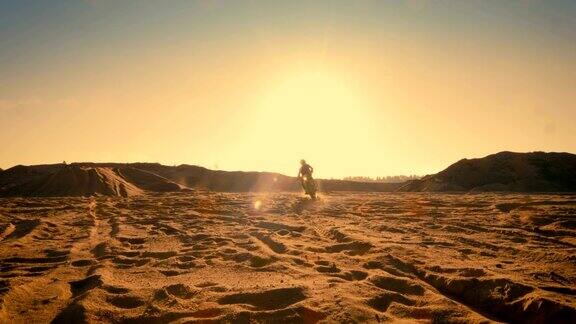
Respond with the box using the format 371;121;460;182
235;70;378;177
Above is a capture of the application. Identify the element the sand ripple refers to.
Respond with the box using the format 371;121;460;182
0;192;575;323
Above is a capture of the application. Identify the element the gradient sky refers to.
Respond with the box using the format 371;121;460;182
1;0;575;178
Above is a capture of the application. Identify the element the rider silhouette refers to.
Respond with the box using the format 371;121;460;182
298;159;317;198
298;159;313;179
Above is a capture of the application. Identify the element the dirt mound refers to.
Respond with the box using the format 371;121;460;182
0;163;183;197
0;164;183;197
115;167;182;192
0;165;143;197
399;151;576;192
0;164;61;190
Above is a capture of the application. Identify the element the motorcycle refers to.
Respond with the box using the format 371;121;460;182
300;175;317;199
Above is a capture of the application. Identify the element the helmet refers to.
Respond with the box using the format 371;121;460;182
300;159;306;165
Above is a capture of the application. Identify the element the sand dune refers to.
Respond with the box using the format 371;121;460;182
115;167;183;192
401;152;576;192
0;192;574;322
0;165;182;197
0;166;143;197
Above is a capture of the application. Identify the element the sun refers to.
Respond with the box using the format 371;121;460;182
232;70;378;178
259;72;361;127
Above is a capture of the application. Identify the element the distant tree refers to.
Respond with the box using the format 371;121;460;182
343;175;421;183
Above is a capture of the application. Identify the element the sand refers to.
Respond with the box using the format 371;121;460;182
0;192;574;323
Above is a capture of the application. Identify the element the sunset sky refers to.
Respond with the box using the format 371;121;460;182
1;0;575;178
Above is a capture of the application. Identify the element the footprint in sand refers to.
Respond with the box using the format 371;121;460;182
69;275;103;297
163;284;199;299
218;287;306;310
1;219;40;241
107;295;145;309
369;275;425;296
367;291;417;312
333;270;368;281
71;259;95;267
160;270;183;277
315;264;340;273
102;285;130;294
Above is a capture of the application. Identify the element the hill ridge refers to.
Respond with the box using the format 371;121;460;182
399;151;576;192
2;151;574;196
0;163;400;197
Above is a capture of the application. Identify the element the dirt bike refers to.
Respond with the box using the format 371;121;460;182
300;175;317;199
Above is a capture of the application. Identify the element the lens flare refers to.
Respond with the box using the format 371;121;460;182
254;200;262;210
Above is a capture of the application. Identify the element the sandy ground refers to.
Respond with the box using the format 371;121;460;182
0;192;575;323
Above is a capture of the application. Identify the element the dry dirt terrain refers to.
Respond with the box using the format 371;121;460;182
0;192;575;323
